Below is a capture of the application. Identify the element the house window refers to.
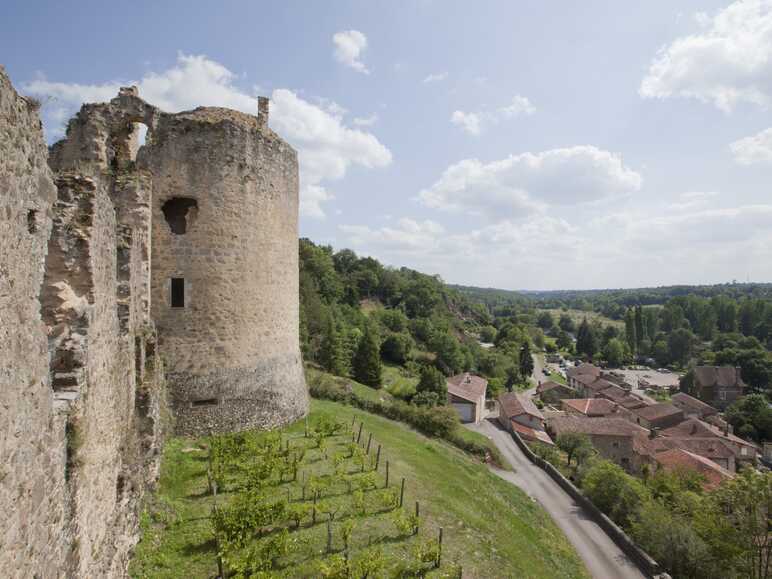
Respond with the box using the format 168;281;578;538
612;441;619;448
719;390;727;401
171;278;185;308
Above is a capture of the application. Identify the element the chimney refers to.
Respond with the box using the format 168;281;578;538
690;422;697;435
257;96;269;128
649;427;658;440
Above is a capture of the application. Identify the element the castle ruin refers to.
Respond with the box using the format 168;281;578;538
0;66;308;576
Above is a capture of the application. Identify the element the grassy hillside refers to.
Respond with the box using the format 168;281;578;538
130;400;588;578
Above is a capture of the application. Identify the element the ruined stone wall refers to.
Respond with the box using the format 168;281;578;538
0;66;66;577
146;107;308;435
1;69;307;574
0;71;168;578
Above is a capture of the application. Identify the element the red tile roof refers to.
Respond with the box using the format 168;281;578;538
536;380;571;394
694;366;745;389
653;448;733;491
562;398;619;417
661;418;760;453
512;421;554;445
566;363;601;379
671;392;718;417
499;392;544;421
447;373;487;404
549;415;648;438
634;435;736;461
631;403;683;423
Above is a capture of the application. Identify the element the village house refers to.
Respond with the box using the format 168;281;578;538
629;402;684;429
652;448;733;491
661;417;760;465
447;373;487;424
548;415;649;473
566;363;601;390
636;435;738;473
671;392;719;420
692;366;746;410
536;380;577;404
499;391;553;445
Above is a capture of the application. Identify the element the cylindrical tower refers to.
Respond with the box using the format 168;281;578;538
144;102;308;435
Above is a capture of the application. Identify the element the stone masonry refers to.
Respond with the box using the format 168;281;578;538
0;64;308;577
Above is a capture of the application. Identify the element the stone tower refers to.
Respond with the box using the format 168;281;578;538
144;99;308;435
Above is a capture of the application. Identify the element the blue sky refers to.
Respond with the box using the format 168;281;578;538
3;0;772;290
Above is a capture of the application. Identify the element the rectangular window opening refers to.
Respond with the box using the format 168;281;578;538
191;398;218;407
171;277;185;308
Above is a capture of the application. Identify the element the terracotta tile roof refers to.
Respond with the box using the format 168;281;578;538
597;385;648;409
566;363;602;379
512;421;554;445
499;392;544;421
653;448;733;491
661;418;760;452
671;392;718;417
536;380;570;394
694;366;745;389
562;398;619;417
447;373;487;404
549;415;648;438
631;403;683;423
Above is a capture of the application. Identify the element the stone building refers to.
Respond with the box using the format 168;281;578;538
0;68;308;576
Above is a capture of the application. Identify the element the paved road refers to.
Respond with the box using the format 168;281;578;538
471;419;647;579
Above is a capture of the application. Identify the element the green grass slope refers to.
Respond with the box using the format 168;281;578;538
130;400;588;578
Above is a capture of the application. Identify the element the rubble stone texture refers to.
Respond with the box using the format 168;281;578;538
0;64;308;577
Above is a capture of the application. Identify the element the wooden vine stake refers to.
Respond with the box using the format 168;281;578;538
366;432;373;454
385;461;390;488
413;501;420;535
437;527;443;568
375;444;382;471
356;423;363;444
399;477;405;507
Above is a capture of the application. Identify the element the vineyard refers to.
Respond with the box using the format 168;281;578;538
130;400;589;578
207;413;455;577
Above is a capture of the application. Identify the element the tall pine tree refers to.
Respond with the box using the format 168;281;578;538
352;323;382;388
576;318;597;360
320;314;345;375
625;308;637;355
519;340;534;381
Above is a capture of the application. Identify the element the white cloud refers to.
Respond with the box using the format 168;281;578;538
423;72;448;83
450;94;535;135
339;199;772;290
332;30;370;74
23;53;392;219
450;111;482;136
417;146;642;219
640;0;772;112
729;127;772;163
353;114;378;127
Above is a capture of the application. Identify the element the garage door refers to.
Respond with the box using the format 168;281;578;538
452;402;475;423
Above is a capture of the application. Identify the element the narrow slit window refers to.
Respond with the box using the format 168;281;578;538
171;278;185;308
192;398;218;407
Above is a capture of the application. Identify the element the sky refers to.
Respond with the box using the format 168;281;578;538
3;0;772;291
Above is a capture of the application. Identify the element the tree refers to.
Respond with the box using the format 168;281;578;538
430;332;464;375
724;394;772;443
352;324;382;387
624;308;637;355
603;338;627;368
519;341;534;382
556;433;594;468
556;330;572;351
537;311;554;330
576;318;597;359
416;365;447;398
320;315;346;375
380;333;413;365
695;469;772;579
634;305;644;350
668;328;696;367
558;313;576;333
479;325;497;343
581;460;650;527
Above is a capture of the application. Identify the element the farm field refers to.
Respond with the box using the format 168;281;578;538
129;400;588;578
539;308;625;330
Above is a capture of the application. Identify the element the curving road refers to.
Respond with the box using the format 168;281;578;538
470;418;646;579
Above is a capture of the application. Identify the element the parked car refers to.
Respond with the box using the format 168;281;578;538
542;368;550;376
657;368;671;374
